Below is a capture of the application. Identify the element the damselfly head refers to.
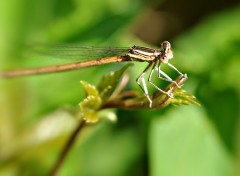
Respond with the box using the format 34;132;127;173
160;41;173;63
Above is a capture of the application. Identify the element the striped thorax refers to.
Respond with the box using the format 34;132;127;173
127;46;161;61
127;41;173;63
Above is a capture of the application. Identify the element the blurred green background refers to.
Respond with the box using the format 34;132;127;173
0;0;240;175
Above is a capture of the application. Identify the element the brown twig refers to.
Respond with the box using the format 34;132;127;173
49;74;188;175
49;119;87;176
102;74;188;110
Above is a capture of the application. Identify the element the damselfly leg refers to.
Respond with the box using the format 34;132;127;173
156;64;182;88
136;60;174;108
136;62;153;106
148;60;174;98
136;58;186;107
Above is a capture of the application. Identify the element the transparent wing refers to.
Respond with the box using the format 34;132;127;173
29;43;130;60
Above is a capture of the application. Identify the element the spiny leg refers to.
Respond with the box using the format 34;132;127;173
167;62;188;82
156;62;181;88
157;59;161;78
166;62;188;86
167;62;183;75
148;61;174;98
136;62;153;107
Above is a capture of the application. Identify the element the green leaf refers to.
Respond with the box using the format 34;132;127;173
79;81;102;123
171;88;201;106
97;63;133;101
80;80;100;97
149;106;234;176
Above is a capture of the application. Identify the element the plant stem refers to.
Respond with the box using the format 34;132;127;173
49;119;86;176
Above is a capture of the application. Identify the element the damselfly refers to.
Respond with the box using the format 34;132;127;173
1;41;186;107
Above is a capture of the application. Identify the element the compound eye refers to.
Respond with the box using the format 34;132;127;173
161;41;171;51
